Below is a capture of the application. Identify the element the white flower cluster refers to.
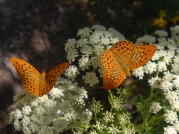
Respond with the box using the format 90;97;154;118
9;78;91;134
164;126;177;134
133;25;179;133
77;95;135;134
89;98;104;115
149;101;162;114
65;25;125;86
110;96;124;110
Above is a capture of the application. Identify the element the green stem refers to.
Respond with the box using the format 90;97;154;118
149;87;154;99
108;90;113;99
135;114;164;130
154;70;159;77
107;90;125;130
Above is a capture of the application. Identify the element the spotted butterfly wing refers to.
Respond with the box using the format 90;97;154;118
129;45;156;70
41;62;70;96
11;58;40;96
101;49;126;90
110;41;134;76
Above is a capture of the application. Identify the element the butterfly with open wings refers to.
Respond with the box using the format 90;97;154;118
101;40;156;90
11;58;69;97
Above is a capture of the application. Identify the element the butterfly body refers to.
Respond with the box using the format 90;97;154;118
11;58;69;97
101;40;156;90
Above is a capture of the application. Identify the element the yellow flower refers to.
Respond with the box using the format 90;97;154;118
171;15;179;24
153;18;167;28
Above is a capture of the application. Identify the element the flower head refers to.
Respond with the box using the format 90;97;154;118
110;96;124;110
149;101;162;114
164;126;177;134
9;78;91;133
164;110;178;124
89;98;103;115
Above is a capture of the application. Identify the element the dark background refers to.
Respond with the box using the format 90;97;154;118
0;0;179;133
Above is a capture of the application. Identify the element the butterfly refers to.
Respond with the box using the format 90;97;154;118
11;58;69;97
101;40;156;90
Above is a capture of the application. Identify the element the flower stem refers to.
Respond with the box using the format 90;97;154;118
134;114;164;130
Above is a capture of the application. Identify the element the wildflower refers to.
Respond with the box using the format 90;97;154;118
93;44;105;54
64;111;77;121
153;18;167;28
103;111;115;123
108;124;120;134
21;116;31;127
65;38;77;51
164;91;178;103
110;96;124;110
77;38;89;48
38;126;54;134
13;120;21;131
14;109;23;119
118;112;131;125
77;27;92;37
170;25;179;35
136;35;156;44
163;71;174;82
144;61;157;74
157;61;167;72
89;130;98;134
89;31;103;44
65;65;80;81
164;126;177;134
83;72;99;87
172;61;179;74
132;66;144;79
173;55;179;65
155;30;168;37
91;25;106;31
67;49;78;62
21;126;32;134
173;75;179;88
89;98;103;115
171;101;179;112
148;76;161;89
163;51;175;65
151;49;162;61
173;121;179;132
160;81;173;92
108;28;125;40
95;121;105;131
149;101;162;114
78;56;90;70
123;126;135;134
157;37;168;46
80;45;93;55
48;87;64;99
164;110;178;124
90;56;102;69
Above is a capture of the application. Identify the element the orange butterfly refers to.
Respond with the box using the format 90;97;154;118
101;40;156;90
11;58;69;97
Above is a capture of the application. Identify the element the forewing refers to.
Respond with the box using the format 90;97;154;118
101;50;126;90
41;62;69;96
11;58;40;96
129;45;156;70
110;40;133;65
